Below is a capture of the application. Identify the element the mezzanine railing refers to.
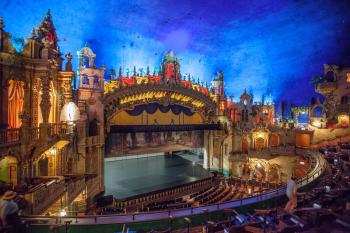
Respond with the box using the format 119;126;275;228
21;148;326;225
0;128;20;146
25;175;88;215
0;123;69;147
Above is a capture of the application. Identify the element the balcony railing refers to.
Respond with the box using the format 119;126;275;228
66;176;87;204
25;175;89;215
25;177;66;215
316;81;337;94
49;123;69;137
21;149;326;225
110;124;221;133
0;128;20;146
29;127;40;141
0;123;70;147
86;135;103;146
336;104;350;113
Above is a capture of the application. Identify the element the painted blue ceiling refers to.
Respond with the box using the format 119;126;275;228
1;0;350;107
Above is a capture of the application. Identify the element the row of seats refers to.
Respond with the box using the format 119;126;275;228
99;177;277;215
114;177;215;210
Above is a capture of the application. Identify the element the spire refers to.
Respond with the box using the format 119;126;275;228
84;41;89;48
30;27;37;39
146;66;150;76
0;17;4;30
36;9;58;49
133;66;137;76
45;9;52;20
119;67;122;77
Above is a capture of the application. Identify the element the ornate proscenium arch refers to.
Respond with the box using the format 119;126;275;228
104;80;217;125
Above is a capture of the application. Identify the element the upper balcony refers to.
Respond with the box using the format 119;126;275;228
0;123;70;154
336;104;350;113
315;81;337;95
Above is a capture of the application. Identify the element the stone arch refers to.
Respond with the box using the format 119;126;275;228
341;95;348;104
89;118;99;136
0;155;18;186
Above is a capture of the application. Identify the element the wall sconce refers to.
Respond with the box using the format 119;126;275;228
60;102;80;123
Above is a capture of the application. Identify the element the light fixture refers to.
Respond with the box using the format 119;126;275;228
59;209;67;217
50;147;57;156
60;102;80;123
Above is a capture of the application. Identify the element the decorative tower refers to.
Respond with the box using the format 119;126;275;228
35;9;58;50
76;44;105;195
211;71;224;96
77;43;105;90
162;50;181;82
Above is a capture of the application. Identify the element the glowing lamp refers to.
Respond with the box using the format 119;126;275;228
60;102;80;122
312;119;321;127
59;209;67;217
50;147;57;156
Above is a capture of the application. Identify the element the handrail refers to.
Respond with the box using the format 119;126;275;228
0;128;20;146
22;149;327;225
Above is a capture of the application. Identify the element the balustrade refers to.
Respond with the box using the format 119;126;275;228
21;149;327;225
25;178;66;215
67;176;86;204
48;123;69;137
0;128;20;146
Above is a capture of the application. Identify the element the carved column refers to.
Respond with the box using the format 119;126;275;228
40;76;51;124
0;78;8;129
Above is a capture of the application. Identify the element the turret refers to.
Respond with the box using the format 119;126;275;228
77;44;104;90
162;50;180;81
211;71;225;96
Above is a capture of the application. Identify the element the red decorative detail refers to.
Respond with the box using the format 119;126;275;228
149;76;161;84
326;121;334;129
47;32;53;42
201;87;209;96
340;122;349;127
120;77;135;86
181;80;192;88
165;63;175;80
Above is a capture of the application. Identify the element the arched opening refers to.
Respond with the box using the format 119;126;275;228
270;134;279;147
313;106;323;117
8;80;24;128
338;115;349;127
325;71;336;82
89;118;99;136
341;95;348;104
0;156;18;186
37;157;49;176
255;137;265;150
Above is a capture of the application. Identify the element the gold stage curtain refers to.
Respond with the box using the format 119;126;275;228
8;80;24;128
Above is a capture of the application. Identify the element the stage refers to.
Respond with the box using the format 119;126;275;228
104;152;210;199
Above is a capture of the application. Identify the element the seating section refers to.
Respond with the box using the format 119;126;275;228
97;177;277;214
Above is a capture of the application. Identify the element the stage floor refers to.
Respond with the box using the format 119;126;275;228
104;153;210;199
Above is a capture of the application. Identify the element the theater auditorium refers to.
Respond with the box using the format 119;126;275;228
0;2;350;233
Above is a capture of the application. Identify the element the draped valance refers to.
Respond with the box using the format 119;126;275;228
126;103;195;116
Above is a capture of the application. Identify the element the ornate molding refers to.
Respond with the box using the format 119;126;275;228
104;82;216;122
